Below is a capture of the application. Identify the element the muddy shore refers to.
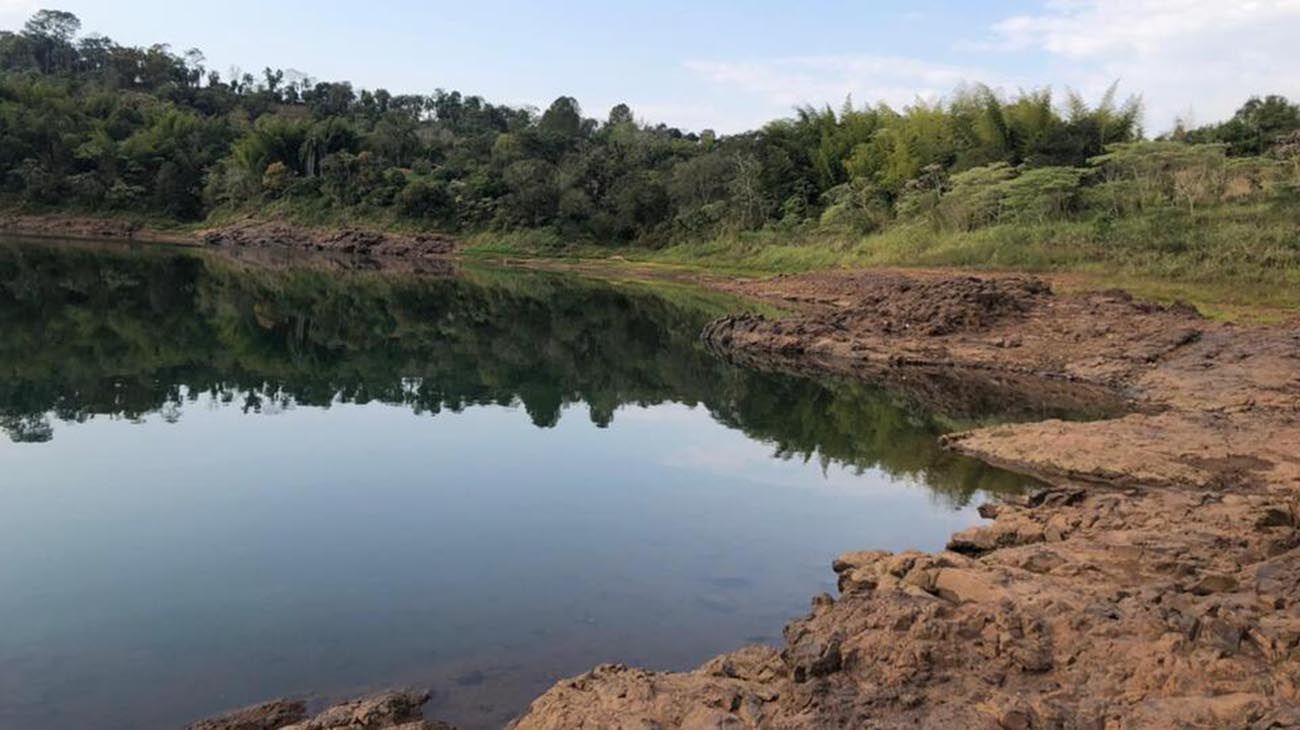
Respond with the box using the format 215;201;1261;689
13;225;1291;728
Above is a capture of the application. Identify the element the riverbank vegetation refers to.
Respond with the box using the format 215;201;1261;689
2;10;1299;306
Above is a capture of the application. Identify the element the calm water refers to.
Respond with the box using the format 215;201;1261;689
0;240;1036;729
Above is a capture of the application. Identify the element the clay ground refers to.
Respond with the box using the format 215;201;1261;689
173;263;1299;729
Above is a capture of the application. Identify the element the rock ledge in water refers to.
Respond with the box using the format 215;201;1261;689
190;690;456;730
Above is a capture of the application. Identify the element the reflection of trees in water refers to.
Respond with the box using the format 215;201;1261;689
1;413;53;442
0;241;1028;503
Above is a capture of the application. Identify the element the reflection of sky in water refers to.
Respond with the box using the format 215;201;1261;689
0;393;985;730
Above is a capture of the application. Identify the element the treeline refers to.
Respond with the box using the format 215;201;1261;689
2;9;1299;244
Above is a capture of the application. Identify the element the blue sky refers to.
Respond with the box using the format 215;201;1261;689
3;0;1298;133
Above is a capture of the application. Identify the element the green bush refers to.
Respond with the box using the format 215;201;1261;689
933;162;1015;230
998;167;1084;223
397;177;452;220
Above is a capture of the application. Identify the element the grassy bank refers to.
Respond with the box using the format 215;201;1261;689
463;202;1300;320
3;201;1297;321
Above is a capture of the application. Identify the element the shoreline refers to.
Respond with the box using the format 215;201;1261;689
0;213;200;245
501;271;1299;729
4;211;1297;323
6;221;1298;728
0;214;456;258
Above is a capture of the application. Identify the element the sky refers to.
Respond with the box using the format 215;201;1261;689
1;0;1298;134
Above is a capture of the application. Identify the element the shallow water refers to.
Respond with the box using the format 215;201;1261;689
0;240;1034;729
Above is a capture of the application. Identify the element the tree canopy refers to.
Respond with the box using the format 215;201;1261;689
1;10;1297;242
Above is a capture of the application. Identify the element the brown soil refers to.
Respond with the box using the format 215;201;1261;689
201;220;456;259
814;274;1052;337
505;270;1300;729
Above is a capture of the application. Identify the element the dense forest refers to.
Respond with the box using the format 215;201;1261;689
1;9;1299;253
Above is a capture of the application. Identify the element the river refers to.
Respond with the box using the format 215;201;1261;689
0;239;1034;729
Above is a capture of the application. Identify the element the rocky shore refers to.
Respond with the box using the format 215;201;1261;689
504;271;1300;729
191;690;453;730
200;220;456;259
189;268;1299;729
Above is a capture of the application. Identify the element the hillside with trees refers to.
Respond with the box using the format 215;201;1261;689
2;9;1299;301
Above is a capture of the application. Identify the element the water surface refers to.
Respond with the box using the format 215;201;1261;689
0;241;1034;729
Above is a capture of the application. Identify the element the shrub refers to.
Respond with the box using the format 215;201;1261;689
397;177;452;220
999;167;1084;223
261;161;291;197
933;162;1015;230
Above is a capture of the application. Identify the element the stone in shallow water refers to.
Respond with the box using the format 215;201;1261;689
192;690;457;730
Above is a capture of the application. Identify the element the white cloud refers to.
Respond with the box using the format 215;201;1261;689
685;2;1300;134
989;0;1300;130
684;55;1001;113
992;0;1300;56
0;0;38;29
